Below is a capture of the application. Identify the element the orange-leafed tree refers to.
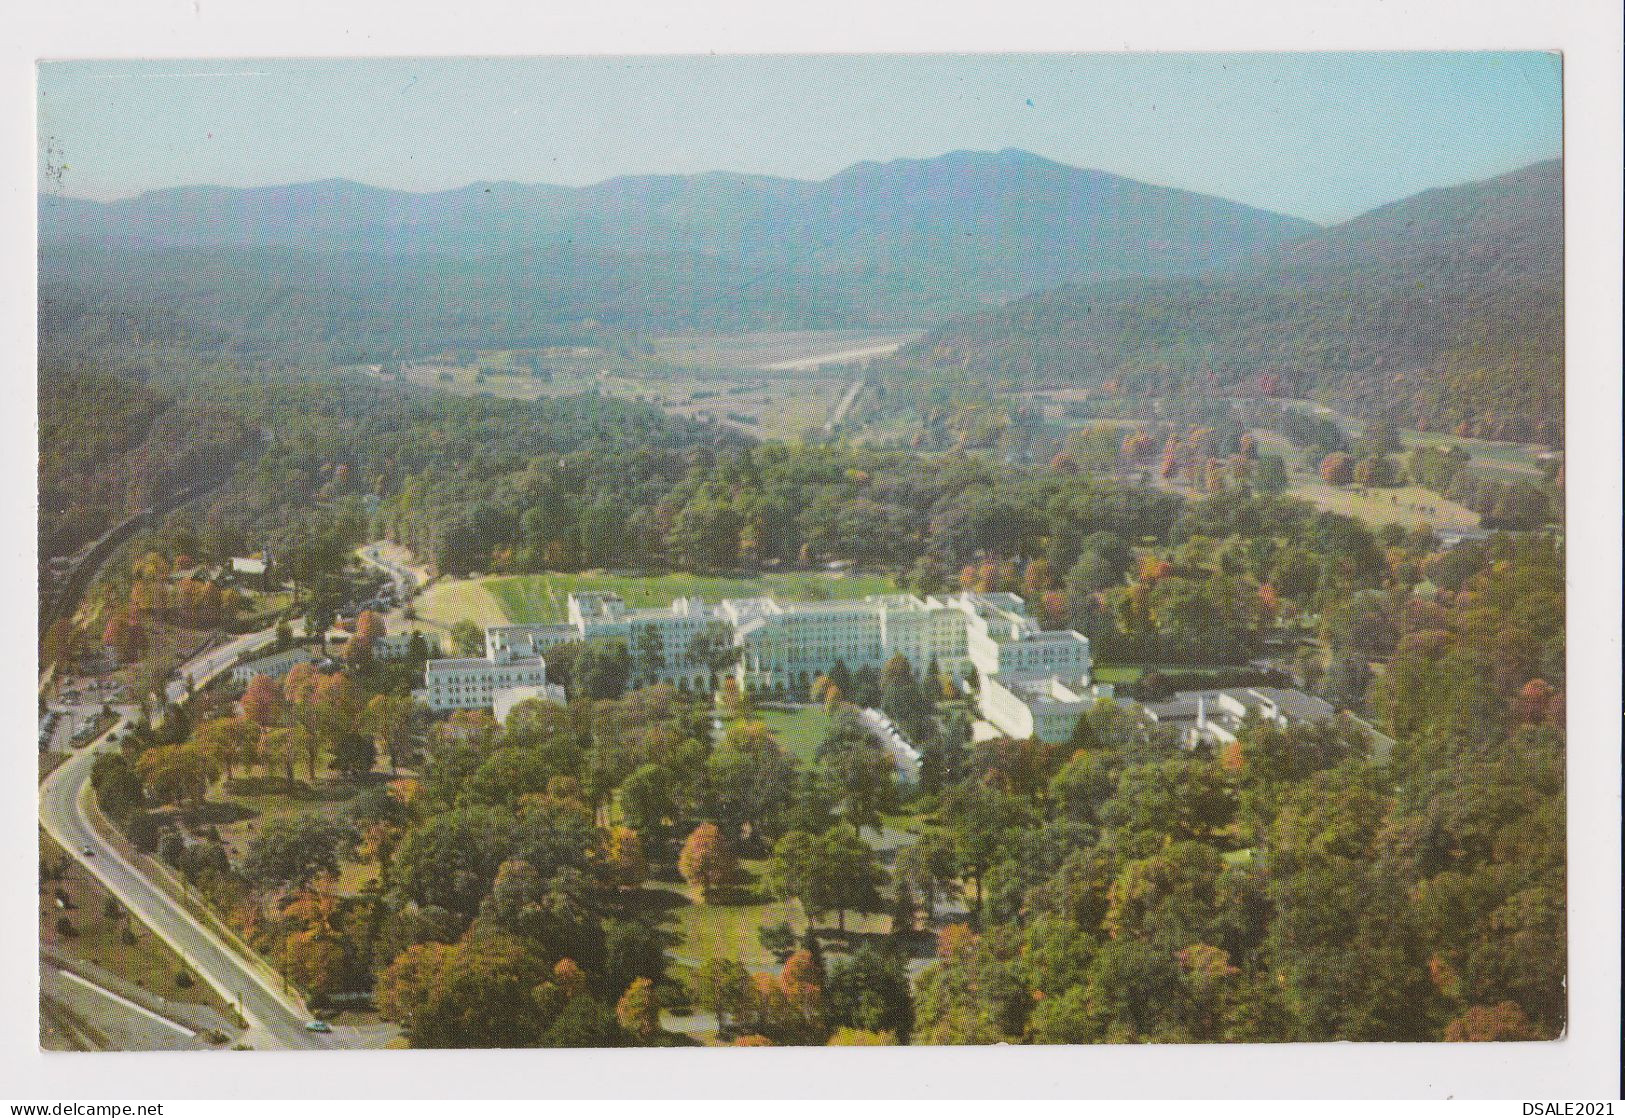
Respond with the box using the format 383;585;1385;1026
347;610;387;663
678;822;737;901
1319;452;1355;486
241;673;284;728
1022;557;1054;597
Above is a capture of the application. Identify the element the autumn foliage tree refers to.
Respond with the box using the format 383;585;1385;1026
241;673;284;728
678;822;737;900
346;609;387;663
1319;451;1355;485
615;977;661;1043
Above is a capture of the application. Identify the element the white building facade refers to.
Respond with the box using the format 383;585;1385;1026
423;589;1101;740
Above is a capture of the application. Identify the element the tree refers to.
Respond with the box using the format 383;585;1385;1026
241;673;284;728
193;716;261;781
376;933;555;1048
602;826;647;889
879;654;932;740
330;731;376;779
574;642;632;700
817;722;899;834
363;694;418;773
1319;452;1354;486
241;814;359;889
615;977;661;1043
603;918;668;994
256;726;299;781
687;958;750;1034
767;827;884;933
1099;758;1235;843
349;609;386;664
450;619;484;657
284;927;348;998
677;822;737;900
941;782;1034;905
826;944;914;1041
618;763;676;836
389;806;515;917
632;626;666;686
828;1027;894;1045
703;723;796;836
135;743;217;805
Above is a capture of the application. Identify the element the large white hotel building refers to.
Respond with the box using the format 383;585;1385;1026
422;589;1108;742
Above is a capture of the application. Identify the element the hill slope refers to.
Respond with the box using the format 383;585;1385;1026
38;149;1313;350
909;160;1562;443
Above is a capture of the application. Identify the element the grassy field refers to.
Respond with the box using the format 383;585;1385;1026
1398;428;1553;479
1249;429;1481;533
653;863;800;972
753;706;835;766
648;329;920;370
1286;481;1479;533
476;570;900;625
381;341;874;444
650;858;894;974
413;577;512;632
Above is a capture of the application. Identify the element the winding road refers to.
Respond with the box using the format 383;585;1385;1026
40;613;393;1050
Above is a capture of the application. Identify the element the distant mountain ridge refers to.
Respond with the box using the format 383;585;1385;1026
907;160;1562;443
39;149;1316;344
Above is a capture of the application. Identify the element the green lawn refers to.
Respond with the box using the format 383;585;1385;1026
481;570;900;624
654;857;895;973
1092;665;1144;685
654;861;801;971
753;706;835;765
1285;481;1479;533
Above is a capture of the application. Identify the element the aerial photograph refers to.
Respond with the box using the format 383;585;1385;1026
35;52;1566;1053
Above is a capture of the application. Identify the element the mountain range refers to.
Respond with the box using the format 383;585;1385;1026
38;150;1561;440
39;149;1314;345
907;159;1562;443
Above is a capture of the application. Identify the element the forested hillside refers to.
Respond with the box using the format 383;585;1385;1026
38;150;1311;353
907;161;1562;443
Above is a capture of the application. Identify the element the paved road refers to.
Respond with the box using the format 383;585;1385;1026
359;542;426;597
822;378;867;434
164;625;286;706
40;626;389;1051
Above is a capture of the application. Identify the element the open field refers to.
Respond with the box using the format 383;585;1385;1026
1269;397;1557;479
650;860;894;974
413;576;512;632
1249;429;1481;533
1398;428;1555;479
593;368;848;443
373;330;928;443
753;705;836;765
1285;481;1480;533
468;570;900;625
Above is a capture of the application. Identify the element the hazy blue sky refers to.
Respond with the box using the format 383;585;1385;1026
38;53;1561;223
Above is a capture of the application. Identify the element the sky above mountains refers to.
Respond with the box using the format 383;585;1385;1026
39;52;1560;223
